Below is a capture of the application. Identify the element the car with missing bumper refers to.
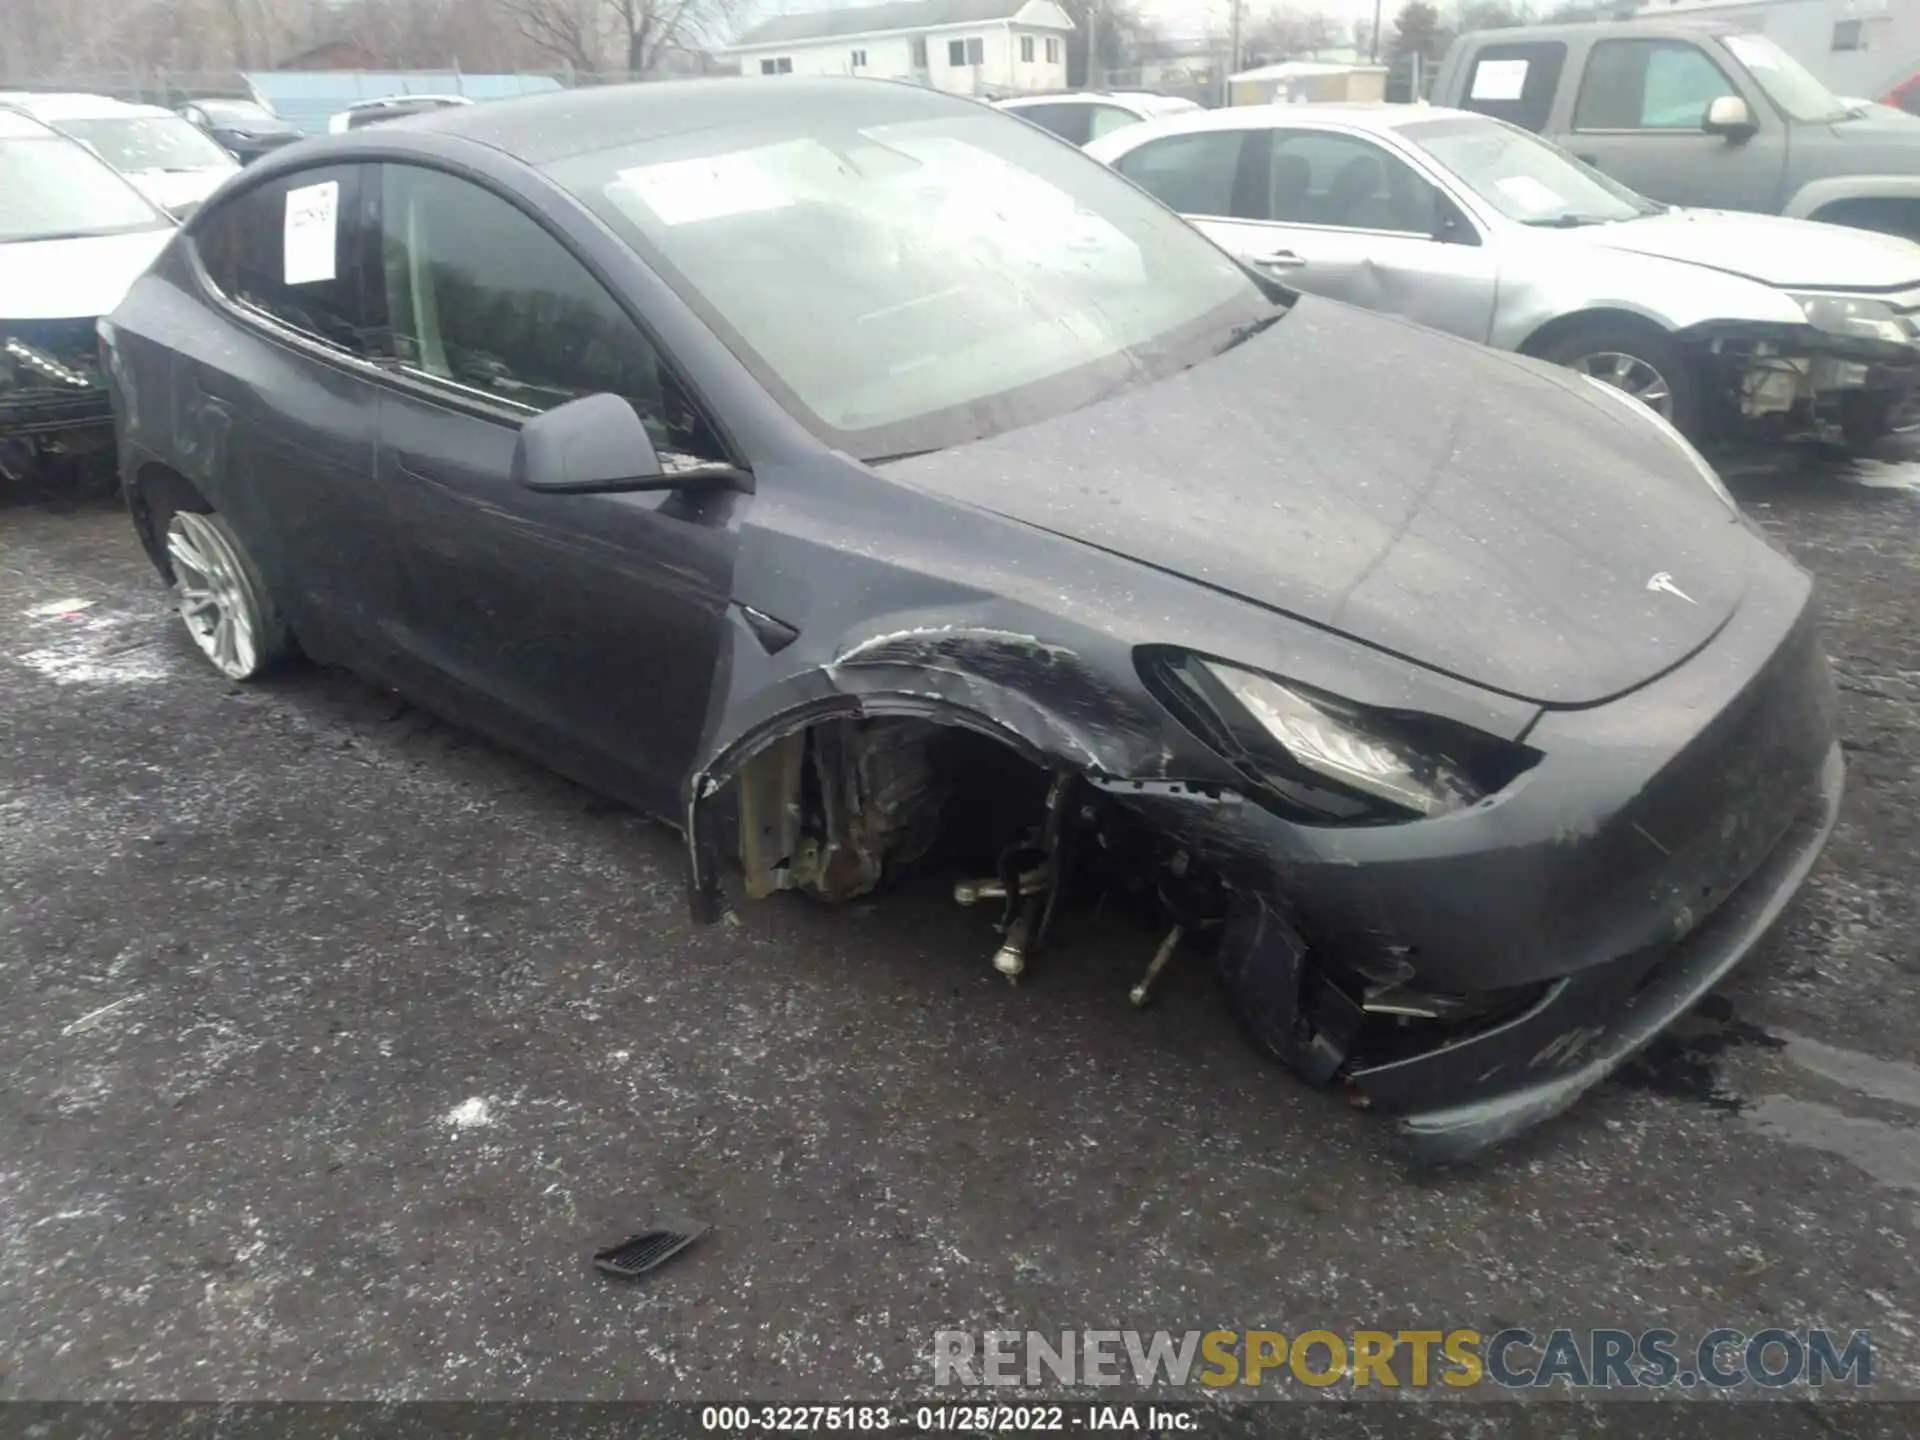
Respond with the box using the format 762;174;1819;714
101;79;1842;1161
2;108;174;486
1086;103;1920;449
0;92;240;219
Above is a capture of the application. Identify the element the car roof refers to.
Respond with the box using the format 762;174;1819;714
0;91;171;121
1452;19;1746;44
399;76;980;168
346;94;471;110
1097;101;1481;141
1001;91;1187;110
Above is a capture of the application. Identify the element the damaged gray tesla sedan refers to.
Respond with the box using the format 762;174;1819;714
101;78;1843;1162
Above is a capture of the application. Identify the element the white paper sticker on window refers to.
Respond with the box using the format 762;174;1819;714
283;180;339;286
1470;59;1530;102
1493;174;1567;214
613;153;795;227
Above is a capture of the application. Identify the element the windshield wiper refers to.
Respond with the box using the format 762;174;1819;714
1521;213;1618;228
1214;310;1286;355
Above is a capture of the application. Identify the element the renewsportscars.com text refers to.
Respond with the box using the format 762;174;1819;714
933;1327;1873;1390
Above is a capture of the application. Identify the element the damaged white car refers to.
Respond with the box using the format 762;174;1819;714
1088;104;1920;448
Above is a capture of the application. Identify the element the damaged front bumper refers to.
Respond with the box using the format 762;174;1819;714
1108;568;1842;1164
1;320;113;480
1696;314;1920;442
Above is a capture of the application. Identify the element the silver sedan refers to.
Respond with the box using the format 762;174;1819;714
1087;103;1920;447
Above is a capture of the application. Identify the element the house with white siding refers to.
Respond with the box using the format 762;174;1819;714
726;0;1076;98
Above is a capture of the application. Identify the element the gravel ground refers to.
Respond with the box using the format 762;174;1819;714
1;444;1916;1411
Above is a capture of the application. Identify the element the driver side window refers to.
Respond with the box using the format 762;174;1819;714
374;163;722;459
1575;40;1740;131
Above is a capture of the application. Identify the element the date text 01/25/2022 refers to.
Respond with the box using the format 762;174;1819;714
699;1404;1195;1432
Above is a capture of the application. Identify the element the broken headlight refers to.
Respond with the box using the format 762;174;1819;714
1143;651;1537;825
1789;293;1914;347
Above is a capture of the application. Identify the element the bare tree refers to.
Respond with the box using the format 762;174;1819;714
493;0;742;75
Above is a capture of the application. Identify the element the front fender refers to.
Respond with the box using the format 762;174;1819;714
1492;243;1806;352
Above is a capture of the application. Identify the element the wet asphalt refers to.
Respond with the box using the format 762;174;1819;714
0;441;1917;1409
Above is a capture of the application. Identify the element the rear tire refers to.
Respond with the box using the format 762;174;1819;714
1535;320;1701;440
162;510;289;681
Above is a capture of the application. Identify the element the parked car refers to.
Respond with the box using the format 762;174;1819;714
994;90;1202;147
176;98;304;164
326;94;473;134
0;93;238;219
103;78;1842;1162
1430;20;1920;241
1088;103;1920;448
1;108;174;486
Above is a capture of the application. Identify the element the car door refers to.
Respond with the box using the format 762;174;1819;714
365;161;739;814
1116;126;1500;344
1561;36;1787;212
184;162;400;657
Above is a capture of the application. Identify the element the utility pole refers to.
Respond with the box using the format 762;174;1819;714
1226;0;1242;106
1088;0;1107;88
1370;0;1383;63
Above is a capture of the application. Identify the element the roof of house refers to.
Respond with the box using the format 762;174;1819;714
242;70;562;135
730;0;1061;50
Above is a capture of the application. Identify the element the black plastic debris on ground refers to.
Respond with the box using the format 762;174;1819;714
592;1222;709;1279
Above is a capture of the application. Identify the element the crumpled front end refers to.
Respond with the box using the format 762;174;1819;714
1692;284;1920;445
0;316;113;482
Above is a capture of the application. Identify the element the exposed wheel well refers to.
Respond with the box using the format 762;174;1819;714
1808;197;1920;243
129;462;211;579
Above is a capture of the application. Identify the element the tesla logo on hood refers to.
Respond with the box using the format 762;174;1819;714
1647;572;1696;604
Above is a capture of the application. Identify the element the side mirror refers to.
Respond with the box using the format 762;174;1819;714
512;393;748;496
1703;94;1757;140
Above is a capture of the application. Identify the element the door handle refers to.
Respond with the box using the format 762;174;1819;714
1252;249;1307;270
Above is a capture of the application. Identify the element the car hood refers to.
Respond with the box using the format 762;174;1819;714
1577;208;1920;290
884;299;1757;708
0;228;173;321
126;167;235;215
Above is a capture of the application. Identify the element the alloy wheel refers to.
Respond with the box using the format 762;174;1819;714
166;512;265;680
1571;351;1675;419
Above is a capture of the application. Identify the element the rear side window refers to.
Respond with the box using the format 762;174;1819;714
1460;42;1567;133
1007;103;1091;145
194;165;378;356
1262;131;1442;235
1113;130;1252;218
1575;39;1739;131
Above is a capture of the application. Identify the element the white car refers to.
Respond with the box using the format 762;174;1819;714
1;108;174;485
1087;102;1920;447
327;95;473;133
0;92;238;218
993;91;1201;147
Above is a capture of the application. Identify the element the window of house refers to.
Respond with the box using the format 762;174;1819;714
851;49;867;68
1458;41;1566;133
1021;35;1035;63
949;37;984;66
1574;39;1738;130
1046;37;1060;63
1113;131;1250;218
760;57;794;75
373;163;720;457
1262;130;1441;234
194;165;378;356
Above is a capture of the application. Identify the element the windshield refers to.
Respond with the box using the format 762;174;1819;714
0;134;169;242
1724;33;1851;122
61;115;236;173
1401;115;1661;226
552;96;1270;460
